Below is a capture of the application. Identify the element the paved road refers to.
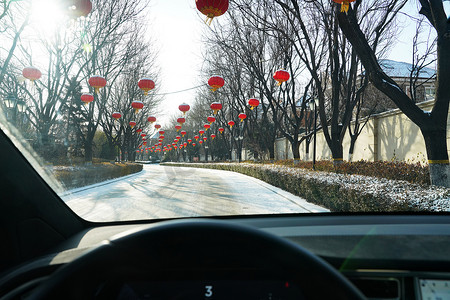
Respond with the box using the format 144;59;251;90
62;164;328;222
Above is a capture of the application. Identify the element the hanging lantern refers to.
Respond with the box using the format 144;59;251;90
160;135;165;140
211;134;216;140
176;135;181;140
188;138;192;144
141;133;146;138
196;0;229;25
177;117;186;125
147;116;156;123
22;66;42;82
228;120;235;128
210;102;223;114
203;136;207;141
131;100;144;113
192;143;196;147
248;98;260;110
218;127;224;134
80;93;94;105
199;140;203;144
67;0;92;18
143;142;147;146
208;76;225;92
207;116;216;124
179;103;190;115
203;124;211;131
138;78;155;95
194;135;199;141
159;130;165;135
112;112;122;120
183;142;187;147
238;113;247;122
273;70;290;86
89;75;107;94
154;124;161;129
181;130;187;137
136;128;143;133
332;0;356;12
129;121;136;128
199;130;205;136
175;125;182;132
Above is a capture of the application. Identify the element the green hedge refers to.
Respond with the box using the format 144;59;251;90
161;162;422;212
54;162;143;189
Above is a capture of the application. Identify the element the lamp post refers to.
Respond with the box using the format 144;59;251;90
205;145;209;162
308;98;319;170
3;95;26;125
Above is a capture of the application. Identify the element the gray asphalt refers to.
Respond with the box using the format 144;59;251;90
62;164;329;222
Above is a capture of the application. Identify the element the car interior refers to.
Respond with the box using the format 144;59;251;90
1;120;450;300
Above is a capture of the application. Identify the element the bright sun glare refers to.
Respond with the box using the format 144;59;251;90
30;0;67;38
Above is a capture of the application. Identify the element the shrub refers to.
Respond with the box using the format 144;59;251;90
54;162;143;189
267;160;430;185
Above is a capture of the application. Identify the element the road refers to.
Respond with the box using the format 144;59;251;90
62;164;329;222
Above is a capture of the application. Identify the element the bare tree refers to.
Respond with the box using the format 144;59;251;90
336;0;449;187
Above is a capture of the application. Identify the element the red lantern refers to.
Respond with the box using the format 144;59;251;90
199;140;203;144
208;76;224;92
174;125;181;132
131;100;144;113
228;120;235;128
332;0;356;12
154;124;161;129
203;124;211;131
192;143;196;147
187;139;192;144
112;112;121;120
129;121;136;128
22;66;42;82
211;134;216;140
176;136;181;140
68;0;92;18
238;113;247;122
273;70;290;86
159;130;165;135
177;117;186;125
136;128;143;133
210;102;222;114
89;75;107;94
218;127;224;134
147;116;156;123
160;136;165;140
199;129;205;136
80;93;94;105
207;116;216;124
138;78;155;95
194;135;199;141
196;0;229;24
141;133;146;137
183;142;187;147
181;130;187;137
203;136;207;141
248;98;260;110
179;103;190;115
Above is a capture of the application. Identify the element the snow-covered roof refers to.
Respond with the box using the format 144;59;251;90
379;59;435;79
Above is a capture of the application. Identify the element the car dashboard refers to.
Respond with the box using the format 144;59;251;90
0;214;450;300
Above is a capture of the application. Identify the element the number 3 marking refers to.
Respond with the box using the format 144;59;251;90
205;285;213;297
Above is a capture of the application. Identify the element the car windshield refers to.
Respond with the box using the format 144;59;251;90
0;0;449;222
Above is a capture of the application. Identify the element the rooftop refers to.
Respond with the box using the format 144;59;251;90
379;59;435;79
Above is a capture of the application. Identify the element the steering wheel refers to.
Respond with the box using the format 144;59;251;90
28;219;366;299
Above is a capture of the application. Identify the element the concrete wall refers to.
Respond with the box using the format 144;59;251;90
275;100;449;163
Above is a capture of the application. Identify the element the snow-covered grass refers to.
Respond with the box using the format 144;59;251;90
162;162;450;212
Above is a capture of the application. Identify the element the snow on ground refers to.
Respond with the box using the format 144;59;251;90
182;162;450;212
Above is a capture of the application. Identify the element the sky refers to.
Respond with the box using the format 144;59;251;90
146;0;207;127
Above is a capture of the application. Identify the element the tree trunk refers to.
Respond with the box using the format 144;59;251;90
331;138;344;166
422;128;450;187
348;135;357;162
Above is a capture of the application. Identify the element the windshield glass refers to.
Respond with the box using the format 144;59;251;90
0;0;449;222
